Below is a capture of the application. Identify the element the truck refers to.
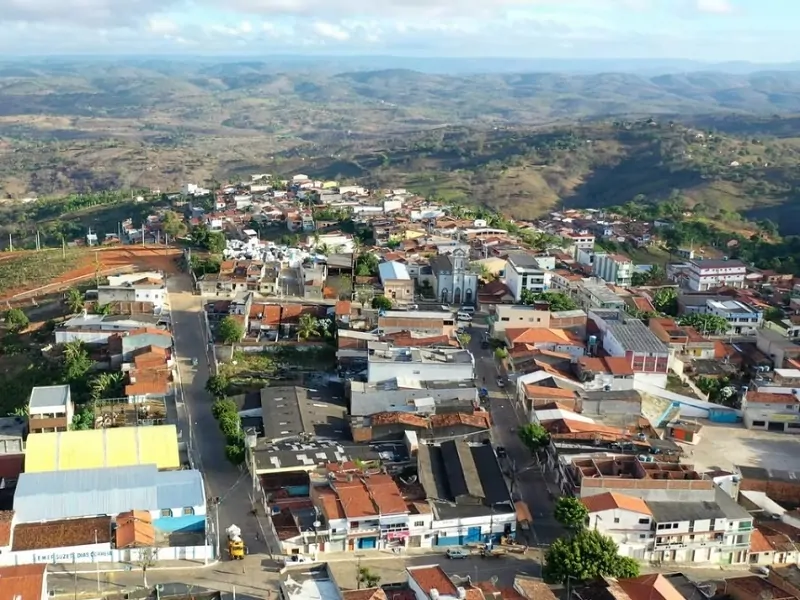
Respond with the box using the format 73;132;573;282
226;524;246;560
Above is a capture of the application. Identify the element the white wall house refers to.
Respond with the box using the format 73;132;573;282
505;252;551;301
367;346;474;383
686;259;746;292
593;253;633;287
583;492;654;560
741;390;800;433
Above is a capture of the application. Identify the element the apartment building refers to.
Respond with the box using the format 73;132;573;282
593;253;633;287
27;385;74;434
686;259;746;292
505;252;551;301
576;282;626;311
704;299;763;335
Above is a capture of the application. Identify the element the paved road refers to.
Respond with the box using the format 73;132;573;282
167;275;275;560
465;319;565;546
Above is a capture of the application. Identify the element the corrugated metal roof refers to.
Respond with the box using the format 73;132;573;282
13;465;205;523
14;465;159;522
25;425;180;472
378;260;410;282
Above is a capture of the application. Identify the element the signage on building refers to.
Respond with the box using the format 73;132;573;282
33;549;113;564
386;531;409;541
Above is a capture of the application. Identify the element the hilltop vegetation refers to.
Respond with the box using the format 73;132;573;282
4;59;800;229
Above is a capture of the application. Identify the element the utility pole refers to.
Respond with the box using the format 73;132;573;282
8;234;12;252
61;236;66;260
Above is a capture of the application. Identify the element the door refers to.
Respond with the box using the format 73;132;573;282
359;537;377;550
464;527;482;543
454;288;462;305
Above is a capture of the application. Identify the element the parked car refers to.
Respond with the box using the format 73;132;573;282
457;312;473;322
446;548;470;559
755;565;770;576
460;306;475;314
191;357;198;366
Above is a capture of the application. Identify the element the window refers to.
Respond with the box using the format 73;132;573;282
501;317;509;322
182;507;194;516
638;518;650;524
639;534;647;539
413;520;425;527
613;518;620;524
752;420;766;427
161;509;173;517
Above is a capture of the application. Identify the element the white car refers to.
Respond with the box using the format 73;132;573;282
284;555;313;566
457;312;473;322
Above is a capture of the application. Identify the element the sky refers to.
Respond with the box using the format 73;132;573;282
0;0;797;62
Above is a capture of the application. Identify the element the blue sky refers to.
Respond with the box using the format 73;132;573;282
0;0;796;61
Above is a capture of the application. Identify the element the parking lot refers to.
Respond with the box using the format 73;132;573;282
680;421;800;473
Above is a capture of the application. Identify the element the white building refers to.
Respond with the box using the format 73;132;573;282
741;390;800;433
686;258;746;292
430;248;478;306
98;279;167;311
182;183;210;197
704;299;763;335
583;492;655;559
367;344;474;383
593;253;633;287
504;252;551;301
27;385;74;434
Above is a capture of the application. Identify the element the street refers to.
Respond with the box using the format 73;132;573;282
167;275;274;558
464;319;564;546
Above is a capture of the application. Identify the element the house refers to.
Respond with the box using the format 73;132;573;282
686;258;746;292
504;253;551;301
502;328;584;358
429;249;477;306
748;523;800;567
417;440;516;545
741;390;800;433
757;328;800;368
97;279;167;312
13;464;206;532
582;492;654;559
55;314;168;345
489;304;550;338
477;280;514;311
574;356;635;391
27;385;74;434
367;344;474;383
649;318;715;360
593;253;633;287
351;411;491;443
378;310;455;337
407;565;461;600
0;564;48;600
348;378;477;417
576;282;626;311
725;576;794;600
378;261;414;305
257;385;347;443
591;311;669;386
703;299;763;335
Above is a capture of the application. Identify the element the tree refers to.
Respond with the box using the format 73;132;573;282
371;295;393;310
652;287;678;316
206;375;230;399
494;347;508;360
520;290;578;311
62;340;92;383
136;547;159;589
518;423;550;454
219;316;244;344
65;287;84;313
161;210;188;239
679;313;730;335
89;372;123;403
297;313;320;340
543;529;640;584
357;567;381;589
71;406;94;430
554;497;589;530
206;231;226;254
457;333;471;348
4;308;28;331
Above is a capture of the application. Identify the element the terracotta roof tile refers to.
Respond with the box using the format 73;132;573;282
430;412;491;430
370;412;428;428
341;589;388;600
312;486;346;521
749;527;773;553
334;480;378;519
523;384;576;399
335;301;352;316
364;474;407;515
512;578;557;600
115;511;155;548
505;328;575;345
617;574;684;600
13;516;112;551
745;392;797;404
407;566;458;597
581;492;652;516
124;367;171;396
0;510;13;546
0;564;47;600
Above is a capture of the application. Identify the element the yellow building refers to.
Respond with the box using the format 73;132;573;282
25;425;180;472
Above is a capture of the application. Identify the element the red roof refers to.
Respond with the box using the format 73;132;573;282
407;566;458;597
0;564;47;600
335;301;352;316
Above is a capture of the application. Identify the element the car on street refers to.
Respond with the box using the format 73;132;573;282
496;376;505;388
754;565;770;576
446;548;470;559
460;306;475;314
191;357;198;366
284;555;314;566
496;446;507;458
457;312;473;322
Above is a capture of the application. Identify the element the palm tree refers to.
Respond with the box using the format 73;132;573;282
90;372;123;402
63;340;86;363
297;313;320;340
65;288;84;313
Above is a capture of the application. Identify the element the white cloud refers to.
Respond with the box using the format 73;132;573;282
311;21;350;41
695;0;733;13
147;17;180;36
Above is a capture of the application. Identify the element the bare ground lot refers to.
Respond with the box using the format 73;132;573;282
679;421;800;473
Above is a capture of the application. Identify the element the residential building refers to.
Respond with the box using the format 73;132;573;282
582;492;655;559
594;253;633;287
196;259;269;296
477;280;515;311
591;311;669;385
502;328;585;358
574;356;635;391
378;310;455;337
686;259;746;292
367;344;474;383
430;248;477;305
563;231;595;252
741;390;800;434
348;378;477;417
489;304;550;338
576;282;626;311
27;385;74;434
378;261;414;305
757;328;800;369
350;411;491;443
55;314;167;345
649;318;715;360
417;440;516;545
97;279;167;312
769;564;800;598
504;253;551;301
0;564;48;600
704;299;763;335
725;576;793;600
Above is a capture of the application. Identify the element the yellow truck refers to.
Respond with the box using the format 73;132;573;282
226;524;246;560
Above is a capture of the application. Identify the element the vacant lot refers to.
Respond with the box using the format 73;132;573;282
683;421;800;473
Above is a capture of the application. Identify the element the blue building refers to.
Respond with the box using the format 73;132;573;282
14;464;206;533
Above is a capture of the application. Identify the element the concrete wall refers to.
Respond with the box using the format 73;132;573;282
0;543;213;566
